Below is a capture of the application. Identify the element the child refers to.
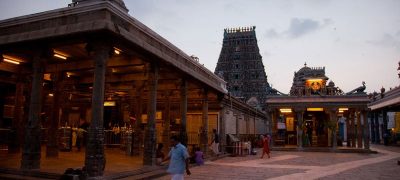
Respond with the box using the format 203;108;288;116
194;147;204;165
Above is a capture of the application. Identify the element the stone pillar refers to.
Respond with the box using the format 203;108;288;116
219;107;226;153
201;89;209;155
9;81;24;153
382;110;388;145
85;42;110;177
235;113;239;136
356;111;362;148
133;84;144;155
143;63;158;166
345;111;351;147
350;111;356;148
269;109;277;146
370;112;375;143
180;79;188;146
362;110;370;150
374;111;380;144
328;108;338;150
162;91;171;151
295;108;304;149
46;72;63;157
21;55;45;170
245;114;249;134
254;113;257;135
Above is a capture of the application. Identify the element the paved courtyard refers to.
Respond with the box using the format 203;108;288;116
154;144;400;180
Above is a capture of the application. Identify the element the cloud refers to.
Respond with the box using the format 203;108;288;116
286;18;332;38
367;33;400;49
264;29;280;38
264;18;332;39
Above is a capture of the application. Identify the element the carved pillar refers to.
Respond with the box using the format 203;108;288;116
85;42;110;177
180;79;188;146
21;54;45;170
328;108;338;149
295;107;304;149
143;63;158;166
9;80;24;153
374;111;380;144
162;91;171;151
201;89;209;155
46;72;63;157
356;111;362;148
362;110;370;150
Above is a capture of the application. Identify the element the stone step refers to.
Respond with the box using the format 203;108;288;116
0;173;52;180
0;168;60;180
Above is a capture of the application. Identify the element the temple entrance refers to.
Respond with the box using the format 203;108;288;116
303;111;329;147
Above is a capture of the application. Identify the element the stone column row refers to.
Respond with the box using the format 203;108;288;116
345;109;369;150
17;41;198;178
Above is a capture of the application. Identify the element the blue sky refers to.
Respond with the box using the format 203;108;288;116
0;0;399;93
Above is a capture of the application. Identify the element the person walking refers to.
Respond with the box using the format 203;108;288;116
210;129;220;155
260;134;271;159
163;135;191;180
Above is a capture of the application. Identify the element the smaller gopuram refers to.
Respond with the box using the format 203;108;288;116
266;63;370;151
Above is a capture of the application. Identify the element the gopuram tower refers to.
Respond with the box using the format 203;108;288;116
215;26;272;110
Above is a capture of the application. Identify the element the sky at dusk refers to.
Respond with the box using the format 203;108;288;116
0;0;399;94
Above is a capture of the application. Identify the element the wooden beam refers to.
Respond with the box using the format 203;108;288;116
45;56;144;73
0;62;27;73
77;73;149;84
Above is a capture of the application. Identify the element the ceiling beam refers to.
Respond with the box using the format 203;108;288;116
45;56;144;73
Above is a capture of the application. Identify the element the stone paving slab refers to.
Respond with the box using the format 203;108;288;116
155;145;400;180
269;151;381;166
154;164;305;180
321;157;400;180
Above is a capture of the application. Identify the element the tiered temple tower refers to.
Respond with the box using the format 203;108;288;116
215;26;271;109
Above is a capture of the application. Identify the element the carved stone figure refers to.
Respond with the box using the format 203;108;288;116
346;81;366;95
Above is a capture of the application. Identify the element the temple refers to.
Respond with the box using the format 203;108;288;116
266;63;370;150
0;0;269;178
